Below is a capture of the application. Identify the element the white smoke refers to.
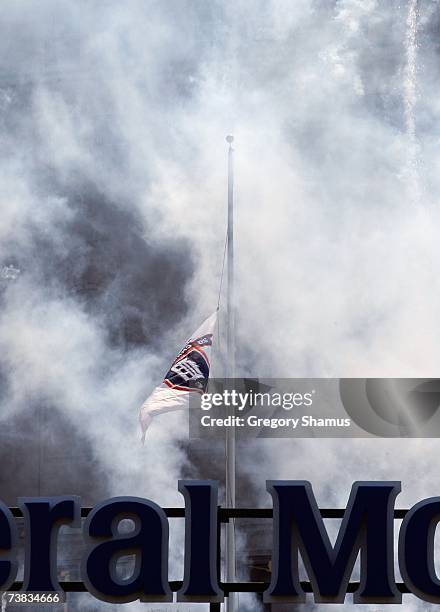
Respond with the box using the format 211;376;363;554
1;0;440;609
404;0;422;205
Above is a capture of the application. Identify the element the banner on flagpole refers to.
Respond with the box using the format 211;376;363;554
139;311;217;439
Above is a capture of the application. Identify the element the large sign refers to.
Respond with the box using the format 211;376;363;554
1;481;440;604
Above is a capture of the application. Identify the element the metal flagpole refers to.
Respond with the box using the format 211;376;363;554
225;134;236;612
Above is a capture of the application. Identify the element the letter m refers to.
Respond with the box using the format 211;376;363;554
264;481;401;605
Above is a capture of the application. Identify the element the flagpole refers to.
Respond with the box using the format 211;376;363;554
225;134;236;612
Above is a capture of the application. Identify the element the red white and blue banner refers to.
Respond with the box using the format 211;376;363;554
139;311;217;439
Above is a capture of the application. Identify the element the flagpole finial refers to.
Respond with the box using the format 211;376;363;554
226;134;234;144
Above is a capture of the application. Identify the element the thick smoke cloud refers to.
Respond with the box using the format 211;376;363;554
1;0;440;610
